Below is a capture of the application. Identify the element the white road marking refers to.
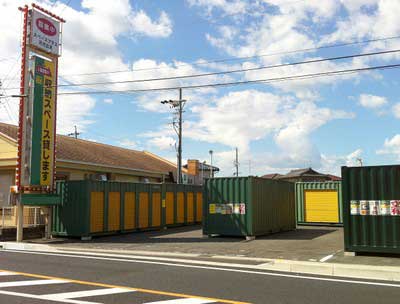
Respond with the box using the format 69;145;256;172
3;249;400;288
0;289;100;304
41;287;134;300
143;298;216;304
0;271;17;276
319;254;334;263
0;279;66;288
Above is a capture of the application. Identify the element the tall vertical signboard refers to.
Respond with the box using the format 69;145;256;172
16;4;64;193
30;56;57;186
14;3;65;242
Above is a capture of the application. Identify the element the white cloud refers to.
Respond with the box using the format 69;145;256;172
359;94;388;109
0;0;174;133
320;149;363;176
186;0;247;15
130;10;172;38
186;90;353;153
56;94;96;134
393;103;400;118
377;135;400;160
118;139;137;149
147;136;176;151
103;98;113;104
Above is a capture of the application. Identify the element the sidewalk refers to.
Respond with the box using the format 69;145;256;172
33;225;400;266
2;225;400;282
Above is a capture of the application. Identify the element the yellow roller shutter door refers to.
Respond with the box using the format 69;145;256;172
304;190;339;223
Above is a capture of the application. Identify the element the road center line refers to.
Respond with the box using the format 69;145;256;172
319;254;334;263
0;271;17;276
0;289;101;304
2;249;400;289
143;298;216;304
0;279;66;288
41;287;135;300
0;265;248;304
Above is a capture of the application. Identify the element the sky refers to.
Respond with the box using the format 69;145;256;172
1;0;400;177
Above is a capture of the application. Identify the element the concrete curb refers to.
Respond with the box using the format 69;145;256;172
1;241;400;282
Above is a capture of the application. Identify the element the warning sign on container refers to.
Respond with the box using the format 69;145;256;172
209;204;216;214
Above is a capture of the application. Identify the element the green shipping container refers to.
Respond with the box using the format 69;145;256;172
342;165;400;254
53;180;203;238
296;182;343;226
203;177;296;238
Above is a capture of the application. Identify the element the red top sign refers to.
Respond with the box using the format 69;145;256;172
36;18;57;36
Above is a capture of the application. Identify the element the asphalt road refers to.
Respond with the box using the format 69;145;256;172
0;249;400;304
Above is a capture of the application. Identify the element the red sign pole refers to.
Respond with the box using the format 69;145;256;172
16;5;29;191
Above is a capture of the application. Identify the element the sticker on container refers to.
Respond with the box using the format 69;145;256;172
350;200;360;215
209;204;216;214
360;200;369;215
390;200;400;216
239;203;246;215
226;204;233;215
369;200;380;216
215;204;222;214
380;200;391;215
220;204;227;215
233;204;240;214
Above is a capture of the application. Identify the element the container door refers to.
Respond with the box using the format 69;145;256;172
187;192;194;223
90;192;104;233
108;192;121;231
165;192;174;225
139;192;149;228
152;192;161;227
124;192;135;230
196;192;203;222
305;190;339;223
177;192;184;223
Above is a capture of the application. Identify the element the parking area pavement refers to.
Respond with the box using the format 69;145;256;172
15;224;400;272
41;225;344;261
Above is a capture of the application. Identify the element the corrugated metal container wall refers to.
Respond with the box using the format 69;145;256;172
53;181;203;238
296;182;343;225
342;165;400;254
203;177;295;237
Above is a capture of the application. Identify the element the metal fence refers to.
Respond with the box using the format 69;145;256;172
0;206;45;228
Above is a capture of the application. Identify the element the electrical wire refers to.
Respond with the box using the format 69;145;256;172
58;35;400;77
55;62;400;96
3;48;399;90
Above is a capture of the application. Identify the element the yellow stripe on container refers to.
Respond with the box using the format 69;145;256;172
90;192;104;233
177;192;185;223
124;192;135;230
304;190;339;223
165;192;174;225
152;192;161;227
108;192;121;231
196;192;203;222
139;192;149;228
187;192;194;223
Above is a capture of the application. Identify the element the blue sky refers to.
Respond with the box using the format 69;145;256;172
1;0;400;176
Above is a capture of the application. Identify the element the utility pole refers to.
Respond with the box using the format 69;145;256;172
357;158;363;167
234;147;239;177
161;88;186;184
67;125;80;139
209;150;214;178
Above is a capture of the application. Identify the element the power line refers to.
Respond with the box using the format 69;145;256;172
4;48;400;91
55;62;400;96
52;48;400;88
57;35;400;78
